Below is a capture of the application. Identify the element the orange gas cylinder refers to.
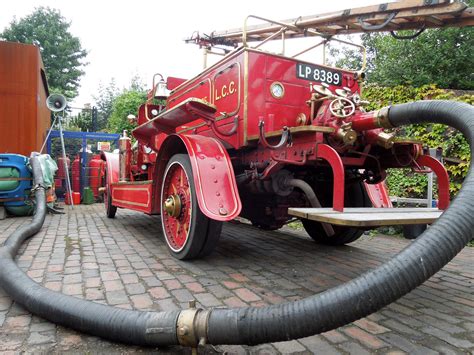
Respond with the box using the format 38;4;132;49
88;154;104;199
65;192;81;205
71;155;81;193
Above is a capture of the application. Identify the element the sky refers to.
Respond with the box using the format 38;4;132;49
0;0;385;108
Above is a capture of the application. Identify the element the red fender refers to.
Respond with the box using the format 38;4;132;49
154;134;242;221
100;151;119;186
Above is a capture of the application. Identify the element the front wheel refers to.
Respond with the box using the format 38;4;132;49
161;154;222;260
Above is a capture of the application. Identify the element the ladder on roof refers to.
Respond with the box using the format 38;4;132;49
188;0;473;48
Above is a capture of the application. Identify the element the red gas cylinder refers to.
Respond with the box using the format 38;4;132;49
88;154;104;199
56;156;70;179
72;155;81;193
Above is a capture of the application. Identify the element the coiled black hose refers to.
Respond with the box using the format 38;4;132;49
0;154;179;346
207;100;474;344
0;100;472;347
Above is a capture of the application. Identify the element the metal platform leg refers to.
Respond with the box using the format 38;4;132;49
315;144;345;212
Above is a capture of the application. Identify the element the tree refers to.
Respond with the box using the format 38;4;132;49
93;79;119;131
67;109;93;132
107;89;147;134
329;6;473;90
363;27;473;89
1;7;88;99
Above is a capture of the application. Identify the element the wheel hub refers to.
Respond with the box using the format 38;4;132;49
164;194;182;218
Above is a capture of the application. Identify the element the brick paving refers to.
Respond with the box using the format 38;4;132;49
0;204;472;354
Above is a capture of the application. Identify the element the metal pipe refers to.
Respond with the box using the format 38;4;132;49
58;113;74;208
284;178;335;236
254;27;286;50
292;40;326;58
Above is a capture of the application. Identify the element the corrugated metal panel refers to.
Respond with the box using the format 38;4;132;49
0;41;50;156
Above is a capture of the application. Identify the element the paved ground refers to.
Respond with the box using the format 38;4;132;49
0;205;473;354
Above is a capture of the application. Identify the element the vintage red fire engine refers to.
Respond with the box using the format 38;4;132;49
101;13;452;260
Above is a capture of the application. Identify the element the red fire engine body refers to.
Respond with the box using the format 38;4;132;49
101;8;456;260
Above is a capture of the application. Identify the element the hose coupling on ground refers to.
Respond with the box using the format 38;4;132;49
176;301;211;347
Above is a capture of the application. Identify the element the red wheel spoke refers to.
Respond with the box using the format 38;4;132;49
162;162;192;252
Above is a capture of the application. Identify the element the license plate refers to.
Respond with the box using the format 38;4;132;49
296;63;343;86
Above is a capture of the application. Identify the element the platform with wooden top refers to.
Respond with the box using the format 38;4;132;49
288;207;443;227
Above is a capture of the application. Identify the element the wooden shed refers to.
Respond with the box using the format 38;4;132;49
0;41;50;156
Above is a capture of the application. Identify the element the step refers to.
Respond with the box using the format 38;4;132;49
288;207;443;227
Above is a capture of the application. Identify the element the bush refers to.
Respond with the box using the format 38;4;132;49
362;84;473;198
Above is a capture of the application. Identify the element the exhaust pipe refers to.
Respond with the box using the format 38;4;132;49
0;100;473;348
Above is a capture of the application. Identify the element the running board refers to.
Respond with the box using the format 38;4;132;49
288;208;442;227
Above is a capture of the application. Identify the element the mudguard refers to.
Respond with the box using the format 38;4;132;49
364;181;393;208
155;134;242;222
100;151;119;186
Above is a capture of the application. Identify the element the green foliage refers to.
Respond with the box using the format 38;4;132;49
362;84;473;198
329;8;473;90
107;89;147;134
93;79;120;131
67;111;92;132
1;7;88;99
363;27;473;90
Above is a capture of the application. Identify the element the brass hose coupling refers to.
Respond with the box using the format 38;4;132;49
374;106;393;128
176;301;211;347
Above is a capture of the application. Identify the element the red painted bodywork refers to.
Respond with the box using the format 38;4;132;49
101;46;450;226
416;154;450;210
175;134;241;221
101;151;119;186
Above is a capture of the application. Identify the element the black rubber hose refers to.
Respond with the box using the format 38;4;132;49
0;154;180;346
207;100;474;345
1;100;473;348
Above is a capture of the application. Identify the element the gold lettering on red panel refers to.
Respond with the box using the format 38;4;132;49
213;63;240;115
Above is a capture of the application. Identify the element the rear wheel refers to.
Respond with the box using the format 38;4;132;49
161;154;222;260
104;170;117;218
302;180;371;245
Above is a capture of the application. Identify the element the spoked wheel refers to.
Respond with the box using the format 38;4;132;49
161;154;222;260
104;170;117;218
302;180;371;245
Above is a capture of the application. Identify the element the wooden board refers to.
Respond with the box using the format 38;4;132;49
288;207;442;227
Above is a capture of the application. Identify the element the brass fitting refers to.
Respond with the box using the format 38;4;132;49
374;107;393;128
376;132;396;149
336;128;358;145
163;194;182;218
296;113;307;126
176;302;211;347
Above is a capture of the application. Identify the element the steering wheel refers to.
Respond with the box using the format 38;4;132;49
329;97;356;118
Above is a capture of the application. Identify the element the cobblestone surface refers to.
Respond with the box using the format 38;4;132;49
0;205;473;354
